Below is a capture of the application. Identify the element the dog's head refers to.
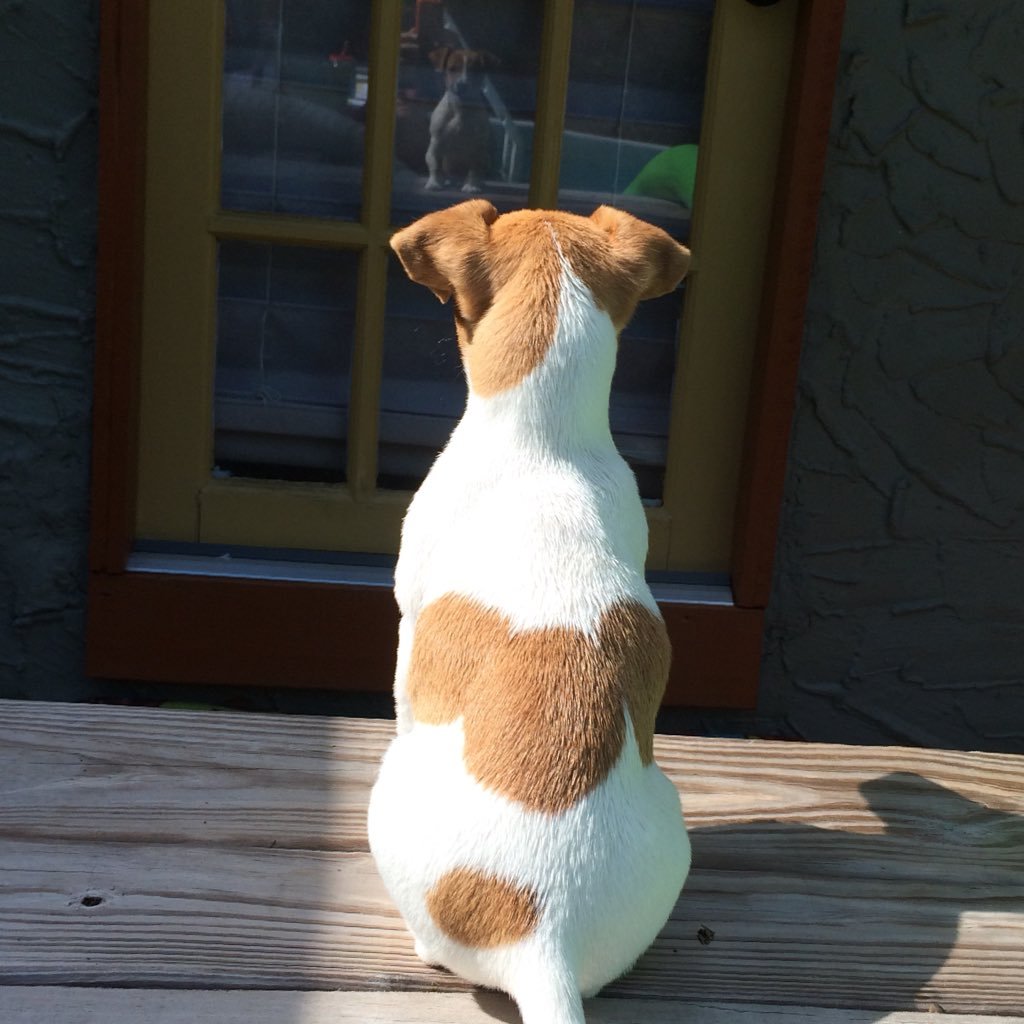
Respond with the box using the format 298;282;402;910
390;200;690;397
429;47;498;100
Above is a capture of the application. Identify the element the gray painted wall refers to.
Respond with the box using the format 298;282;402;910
0;1;97;701
0;0;1021;750
758;0;1024;752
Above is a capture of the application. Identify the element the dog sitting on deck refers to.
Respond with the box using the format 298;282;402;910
424;47;496;193
368;200;692;1024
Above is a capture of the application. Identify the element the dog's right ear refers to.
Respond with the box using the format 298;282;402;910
390;199;499;305
590;205;690;301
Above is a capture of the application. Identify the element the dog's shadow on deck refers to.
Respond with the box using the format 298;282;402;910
471;771;1024;1021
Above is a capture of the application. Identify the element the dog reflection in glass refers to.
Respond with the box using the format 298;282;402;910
425;48;498;193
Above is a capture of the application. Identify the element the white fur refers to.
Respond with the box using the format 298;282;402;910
368;714;688;1013
395;251;654;634
368;235;690;1024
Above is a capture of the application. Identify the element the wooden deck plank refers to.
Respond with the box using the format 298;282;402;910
0;988;1021;1024
3;700;1021;847
1;700;1023;1015
1;836;1021;1010
0;701;381;848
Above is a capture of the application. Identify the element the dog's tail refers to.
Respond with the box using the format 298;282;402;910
509;952;585;1024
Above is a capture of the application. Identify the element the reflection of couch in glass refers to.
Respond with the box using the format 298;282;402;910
221;54;367;218
508;124;696;228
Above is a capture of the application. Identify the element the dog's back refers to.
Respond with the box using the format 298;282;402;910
368;202;692;1024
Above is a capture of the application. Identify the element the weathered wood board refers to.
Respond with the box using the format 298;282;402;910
1;700;1022;1017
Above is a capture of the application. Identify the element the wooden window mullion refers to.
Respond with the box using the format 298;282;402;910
529;0;575;207
660;0;799;573
345;0;404;501
208;213;369;249
136;0;223;542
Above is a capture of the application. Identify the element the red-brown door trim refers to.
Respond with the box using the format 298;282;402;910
731;0;847;608
87;571;763;709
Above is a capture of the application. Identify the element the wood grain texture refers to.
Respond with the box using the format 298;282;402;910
0;701;1022;1016
0;989;1020;1024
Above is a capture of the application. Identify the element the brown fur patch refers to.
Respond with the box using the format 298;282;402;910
390;198;498;308
389;203;690;398
408;595;670;812
456;212;563;397
427;867;540;947
582;205;691;324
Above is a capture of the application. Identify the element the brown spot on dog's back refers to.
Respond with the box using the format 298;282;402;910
408;595;670;812
599;600;668;767
427;867;540;948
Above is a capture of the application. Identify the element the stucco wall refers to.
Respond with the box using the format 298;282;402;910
0;1;98;700
757;0;1024;751
0;1;1021;750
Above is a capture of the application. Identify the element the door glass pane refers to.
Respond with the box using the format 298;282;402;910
610;291;686;501
562;0;713;501
378;254;466;492
380;0;714;503
378;261;684;502
391;0;544;223
214;241;358;482
221;0;370;219
559;0;711;234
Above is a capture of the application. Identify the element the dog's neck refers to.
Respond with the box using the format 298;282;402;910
459;258;619;461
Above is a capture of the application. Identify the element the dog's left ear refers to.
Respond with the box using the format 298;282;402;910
590;205;691;301
390;199;499;305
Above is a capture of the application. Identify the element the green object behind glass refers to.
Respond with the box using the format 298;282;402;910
624;144;699;209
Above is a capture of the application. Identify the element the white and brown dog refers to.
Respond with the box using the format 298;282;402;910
368;200;692;1024
424;48;496;193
